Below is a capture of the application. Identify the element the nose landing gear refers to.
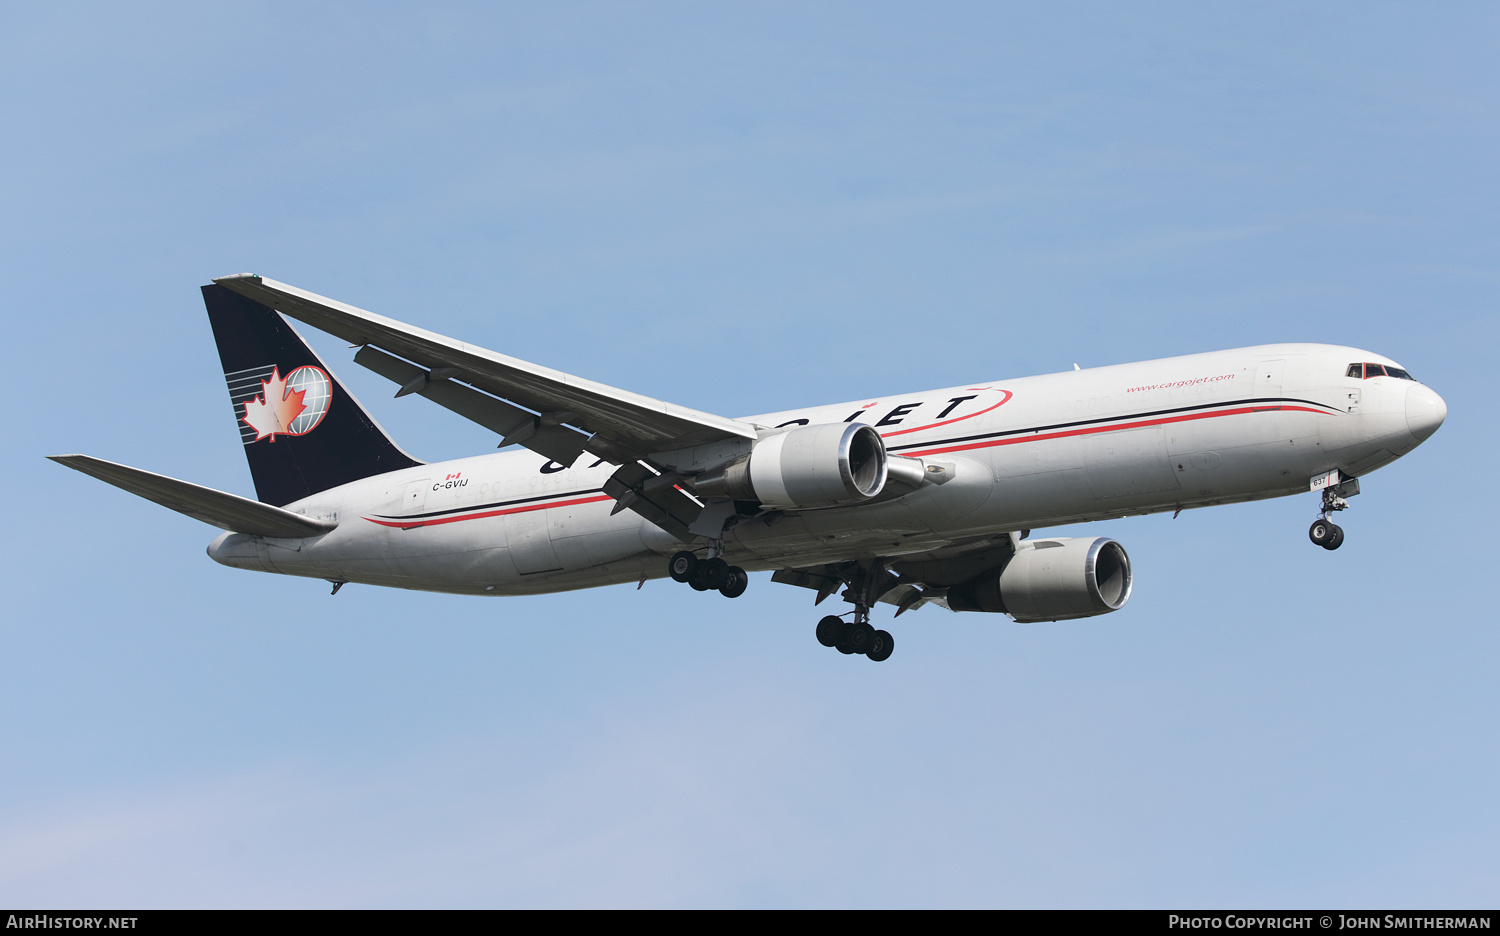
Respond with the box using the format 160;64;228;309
1309;483;1351;550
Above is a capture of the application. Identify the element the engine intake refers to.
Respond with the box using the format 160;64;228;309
946;536;1132;622
694;423;888;509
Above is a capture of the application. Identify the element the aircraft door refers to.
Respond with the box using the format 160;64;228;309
505;509;563;574
1255;359;1285;398
1085;426;1181;499
402;479;430;514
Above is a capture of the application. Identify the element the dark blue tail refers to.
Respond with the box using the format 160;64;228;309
203;283;422;507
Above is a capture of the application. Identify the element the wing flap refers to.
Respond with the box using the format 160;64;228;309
602;462;702;542
50;455;336;538
214;275;757;458
353;345;589;465
771;566;844;604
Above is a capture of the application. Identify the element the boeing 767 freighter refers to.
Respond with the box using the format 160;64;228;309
51;276;1446;662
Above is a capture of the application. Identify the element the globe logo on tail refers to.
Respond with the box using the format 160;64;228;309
241;365;332;442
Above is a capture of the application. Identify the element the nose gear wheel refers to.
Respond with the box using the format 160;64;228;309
1309;519;1345;550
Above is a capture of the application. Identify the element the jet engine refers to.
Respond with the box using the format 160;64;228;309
693;422;889;509
946;536;1132;622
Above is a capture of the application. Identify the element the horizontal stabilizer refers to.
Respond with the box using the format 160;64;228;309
49;455;337;538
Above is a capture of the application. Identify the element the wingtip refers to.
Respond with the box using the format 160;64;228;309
211;273;261;284
48;454;100;475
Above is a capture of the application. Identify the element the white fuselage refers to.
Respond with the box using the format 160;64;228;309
208;343;1444;595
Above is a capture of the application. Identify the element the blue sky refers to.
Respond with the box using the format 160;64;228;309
3;3;1496;908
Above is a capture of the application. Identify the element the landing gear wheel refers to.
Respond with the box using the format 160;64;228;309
1323;523;1345;551
688;565;712;591
718;566;748;598
866;629;894;662
668;551;698;583
837;621;875;655
701;557;730;590
816;615;847;648
1309;519;1335;547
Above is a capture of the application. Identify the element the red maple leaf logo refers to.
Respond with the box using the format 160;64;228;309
241;367;308;442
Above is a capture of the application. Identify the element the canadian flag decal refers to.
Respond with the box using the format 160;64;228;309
241;365;332;442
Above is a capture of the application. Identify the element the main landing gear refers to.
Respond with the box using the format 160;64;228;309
668;550;749;598
816;614;894;662
812;562;897;662
1309;485;1350;551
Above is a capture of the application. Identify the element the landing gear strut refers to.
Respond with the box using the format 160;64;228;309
1309;485;1349;551
666;550;749;599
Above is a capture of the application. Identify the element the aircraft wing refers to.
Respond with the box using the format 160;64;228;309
49;454;336;538
212;275;758;466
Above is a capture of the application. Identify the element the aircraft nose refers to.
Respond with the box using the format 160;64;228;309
1405;384;1447;443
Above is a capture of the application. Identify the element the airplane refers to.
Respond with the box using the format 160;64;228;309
51;275;1447;662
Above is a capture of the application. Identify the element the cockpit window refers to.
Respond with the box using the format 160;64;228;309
1347;362;1416;380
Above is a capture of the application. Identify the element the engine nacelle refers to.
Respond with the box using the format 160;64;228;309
946;536;1132;622
694;423;888;509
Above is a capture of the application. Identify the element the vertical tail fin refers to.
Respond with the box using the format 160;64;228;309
203;282;422;507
